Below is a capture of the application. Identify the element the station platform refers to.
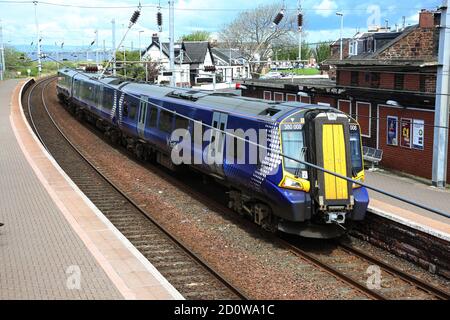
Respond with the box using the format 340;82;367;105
0;79;183;300
366;170;450;241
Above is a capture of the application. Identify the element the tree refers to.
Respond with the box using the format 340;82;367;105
219;4;295;78
181;31;211;42
314;42;331;64
113;49;159;82
275;41;311;62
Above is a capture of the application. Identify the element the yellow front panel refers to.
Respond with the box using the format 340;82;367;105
322;124;348;200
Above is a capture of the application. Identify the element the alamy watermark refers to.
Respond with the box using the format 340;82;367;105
66;265;81;290
366;265;382;290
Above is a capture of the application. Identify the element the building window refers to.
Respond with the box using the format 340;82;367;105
394;73;404;90
351;71;358;86
356;102;371;137
370;72;380;88
300;95;311;104
338;100;351;115
286;94;297;102
349;41;358;56
274;92;284;102
263;91;272;100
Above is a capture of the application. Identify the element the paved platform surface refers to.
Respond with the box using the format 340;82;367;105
0;79;183;300
366;170;450;225
0;79;122;299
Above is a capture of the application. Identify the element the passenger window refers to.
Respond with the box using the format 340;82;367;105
147;107;158;128
175;115;189;130
128;103;137;120
123;100;128;117
103;90;114;110
159;110;173;133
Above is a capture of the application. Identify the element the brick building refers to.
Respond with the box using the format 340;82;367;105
240;9;450;182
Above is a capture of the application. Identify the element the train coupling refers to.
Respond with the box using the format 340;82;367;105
325;212;346;225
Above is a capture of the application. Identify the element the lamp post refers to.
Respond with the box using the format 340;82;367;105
336;12;344;60
138;30;144;62
34;1;42;77
0;19;5;81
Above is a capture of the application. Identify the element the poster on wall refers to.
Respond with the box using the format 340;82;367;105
387;116;398;146
412;119;425;150
401;118;412;148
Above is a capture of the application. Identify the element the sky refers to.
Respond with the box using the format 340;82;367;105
0;0;443;52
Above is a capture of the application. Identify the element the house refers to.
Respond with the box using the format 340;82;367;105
239;9;449;183
142;36;215;86
211;47;250;82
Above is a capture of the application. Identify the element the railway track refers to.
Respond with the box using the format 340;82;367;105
28;77;449;300
280;237;450;300
24;77;248;300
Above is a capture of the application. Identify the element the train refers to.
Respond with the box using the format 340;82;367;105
56;68;369;239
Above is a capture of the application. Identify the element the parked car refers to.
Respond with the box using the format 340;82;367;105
260;71;283;79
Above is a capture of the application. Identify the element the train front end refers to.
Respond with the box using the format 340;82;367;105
275;108;369;238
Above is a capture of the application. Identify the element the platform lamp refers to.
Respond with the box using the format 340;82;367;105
386;100;401;107
336;12;344;60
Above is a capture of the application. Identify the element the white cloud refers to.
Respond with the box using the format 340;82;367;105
306;27;357;44
313;0;338;17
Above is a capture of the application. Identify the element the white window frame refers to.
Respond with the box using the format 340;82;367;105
274;92;284;102
300;95;311;104
286;93;297;102
263;91;272;101
338;99;352;115
356;101;371;138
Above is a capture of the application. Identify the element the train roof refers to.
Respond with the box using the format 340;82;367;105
60;69;343;122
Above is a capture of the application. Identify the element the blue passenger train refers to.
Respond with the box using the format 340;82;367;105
56;69;369;238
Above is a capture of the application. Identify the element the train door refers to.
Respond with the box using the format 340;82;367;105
208;112;228;176
137;96;149;139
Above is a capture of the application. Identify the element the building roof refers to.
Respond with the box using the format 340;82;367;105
326;24;437;66
211;48;245;66
242;77;336;89
182;41;213;64
143;40;214;65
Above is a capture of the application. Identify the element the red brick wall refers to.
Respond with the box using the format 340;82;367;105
359;72;369;87
338;70;351;86
405;74;420;91
378;106;436;179
380;73;394;89
314;95;336;107
377;28;437;60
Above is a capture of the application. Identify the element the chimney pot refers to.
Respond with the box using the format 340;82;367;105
419;10;434;28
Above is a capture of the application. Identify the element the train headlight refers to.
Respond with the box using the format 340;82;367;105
352;176;365;189
279;175;310;192
283;177;303;190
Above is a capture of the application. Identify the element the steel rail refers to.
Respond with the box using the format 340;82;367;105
27;77;249;300
277;238;388;300
337;242;450;300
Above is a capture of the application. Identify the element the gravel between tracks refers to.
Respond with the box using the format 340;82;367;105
42;81;449;299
